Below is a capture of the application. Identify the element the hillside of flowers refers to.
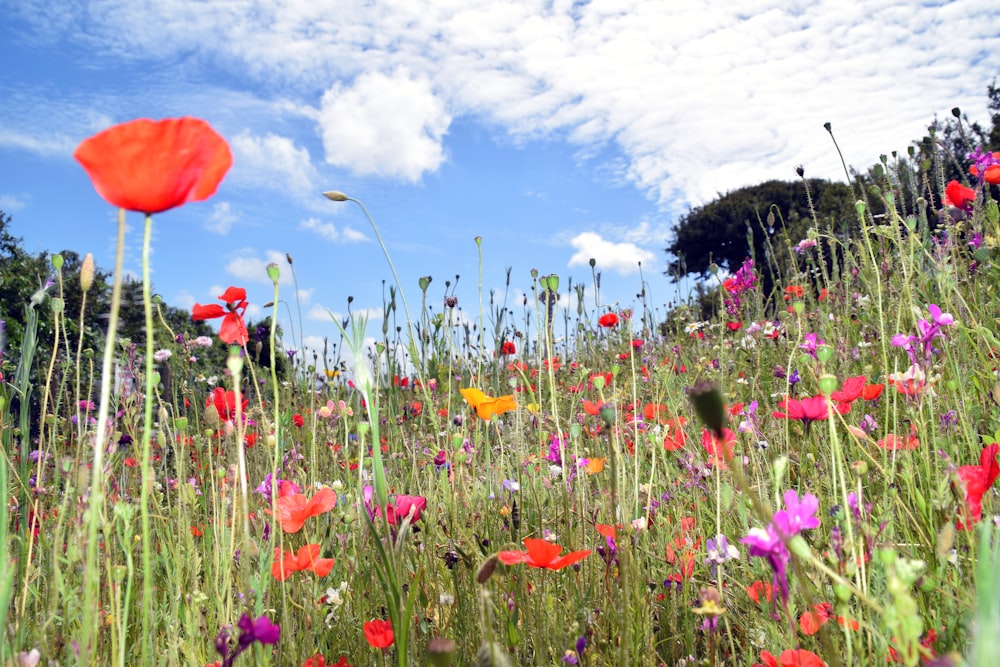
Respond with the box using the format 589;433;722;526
2;116;1000;667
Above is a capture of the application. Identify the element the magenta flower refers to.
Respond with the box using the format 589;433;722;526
772;490;820;536
741;525;790;603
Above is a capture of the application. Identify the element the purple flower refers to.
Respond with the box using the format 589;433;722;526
237;613;280;646
798;332;824;358
741;525;790;603
772;490;820;536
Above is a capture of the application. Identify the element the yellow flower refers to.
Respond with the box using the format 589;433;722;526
459;388;517;420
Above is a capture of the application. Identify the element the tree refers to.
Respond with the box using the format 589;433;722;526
664;179;856;297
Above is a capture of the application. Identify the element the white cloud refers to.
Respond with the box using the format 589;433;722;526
567;231;655;276
298;217;369;243
341;226;368;243
205;201;238;235
299;217;338;241
6;0;1000;212
0;193;28;211
319;68;451;181
230;131;319;199
224;248;293;285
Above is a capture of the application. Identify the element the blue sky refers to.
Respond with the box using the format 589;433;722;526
1;0;998;363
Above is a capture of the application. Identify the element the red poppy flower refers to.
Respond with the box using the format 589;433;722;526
701;428;736;465
497;538;591;570
799;602;832;635
388;494;427;524
192;286;249;345
74;117;232;214
643;403;668;423
747;580;773;603
598;312;619;328
363;619;394;649
293;413;305;428
754;649;825;667
944;180;976;210
272;543;335;581
582;400;601;416
301;656;350;667
501;341;516;355
876;431;920;451
207;387;248;423
662;417;688;451
267;487;338;533
726;321;742;331
773;395;831;423
956;443;1000;529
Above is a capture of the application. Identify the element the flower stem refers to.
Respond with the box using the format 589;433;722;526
140;213;156;660
82;208;126;663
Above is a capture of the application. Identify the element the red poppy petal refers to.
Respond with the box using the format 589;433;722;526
192;303;226;320
523;538;562;567
549;549;592;570
497;550;530;565
74;117;232;214
218;313;249;345
218;286;247;303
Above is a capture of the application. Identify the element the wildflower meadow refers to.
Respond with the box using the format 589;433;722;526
3;109;1000;667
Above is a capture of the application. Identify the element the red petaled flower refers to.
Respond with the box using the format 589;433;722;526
501;341;517;355
598;312;619;328
267;487;338;533
747;580;774;603
662;417;688;451
293;413;305;428
207;387;248;423
753;649;826;667
301;657;351;667
497;538;591;570
271;543;335;581
944;180;976;210
363;619;394;649
74;117;232;214
192;286;250;345
701;428;736;466
956;443;1000;529
773;395;831;423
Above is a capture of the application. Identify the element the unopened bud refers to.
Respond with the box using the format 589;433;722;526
81;253;95;292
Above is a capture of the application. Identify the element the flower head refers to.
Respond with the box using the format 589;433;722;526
598;312;619;328
74;117;232;214
497;538;591;570
193;286;250;345
271;543;335;581
956;443;1000;529
459;387;517;420
207;387;248;423
363;619;394;649
944;180;976;211
267;487;337;533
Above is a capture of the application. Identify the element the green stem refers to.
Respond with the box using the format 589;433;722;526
82;208;126;663
140;213;156;660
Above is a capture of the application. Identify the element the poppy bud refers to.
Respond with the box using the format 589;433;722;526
52;254;63;271
266;262;280;284
323;190;348;202
428;637;458;667
80;252;95;292
688;380;727;437
476;556;499;584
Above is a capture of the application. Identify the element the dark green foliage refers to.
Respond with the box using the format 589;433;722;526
664;178;856;296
